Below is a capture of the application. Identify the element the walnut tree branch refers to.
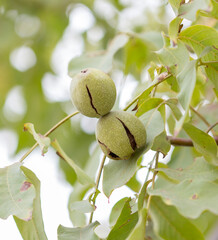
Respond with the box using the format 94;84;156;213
167;136;218;147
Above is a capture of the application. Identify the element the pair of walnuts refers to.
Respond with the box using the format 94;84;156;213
70;68;146;160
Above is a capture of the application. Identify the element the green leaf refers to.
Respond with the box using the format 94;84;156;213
183;123;218;165
177;60;197;109
103;146;147;197
109;197;129;226
150;197;205;240
167;114;176;135
107;198;138;240
168;17;182;43
156;37;189;75
0;163;35;221
176;60;197;133
146;219;163;240
214;88;218;98
57;221;100;240
179;25;218;55
68;34;129;77
14;167;48;240
191;211;218;236
135;72;172;110
68;186;90;227
52;139;95;186
24;123;51;156
190;103;218;135
136;98;163;117
124;37;151;75
136;75;165;108
137;98;180;127
165;99;182;120
179;25;218;89
166;74;180;92
148;62;157;80
199;0;218;19
138;179;152;211
157;157;218;182
126;208;147;240
137;31;164;50
168;0;182;14
167;146;194;170
208;0;218;19
149;180;218;219
178;0;208;21
151;131;171;157
126;173;141;193
68;54;111;77
139;110;165;148
68;145;101;226
70;200;95;213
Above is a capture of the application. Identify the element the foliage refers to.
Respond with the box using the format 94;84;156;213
0;0;218;240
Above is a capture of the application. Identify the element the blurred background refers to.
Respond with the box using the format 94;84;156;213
1;0;217;239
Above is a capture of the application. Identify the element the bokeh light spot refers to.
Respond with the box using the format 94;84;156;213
10;46;37;72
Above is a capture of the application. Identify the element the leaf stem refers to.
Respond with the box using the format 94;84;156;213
89;155;107;224
190;106;216;136
123;73;172;111
198;60;218;66
19;111;80;162
206;121;218;134
146;152;159;220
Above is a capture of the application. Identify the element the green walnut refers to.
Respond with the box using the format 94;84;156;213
70;68;116;118
96;111;146;160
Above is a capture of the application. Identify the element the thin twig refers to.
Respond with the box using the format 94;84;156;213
190;106;211;128
206;121;218;134
89;155;107;224
19;111;80;162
